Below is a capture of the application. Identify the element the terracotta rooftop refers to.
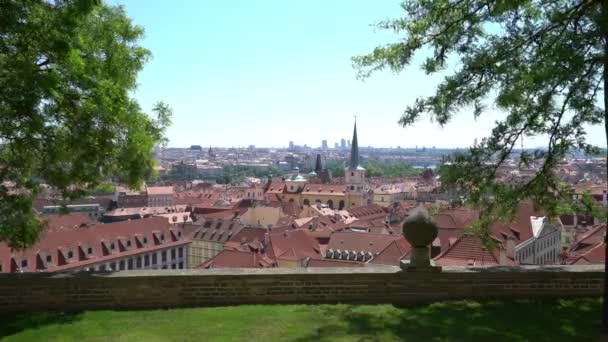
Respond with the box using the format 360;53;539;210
267;230;322;262
0;217;188;273
346;204;388;220
196;250;276;269
302;184;345;196
433;235;500;266
146;186;174;195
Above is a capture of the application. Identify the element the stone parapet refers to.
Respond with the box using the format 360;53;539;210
0;265;602;313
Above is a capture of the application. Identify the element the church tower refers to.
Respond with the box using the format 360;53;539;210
345;120;367;207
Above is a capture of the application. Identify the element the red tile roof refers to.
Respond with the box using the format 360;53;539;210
0;217;188;273
267;230;322;261
432;208;479;229
570;224;606;255
44;213;97;233
569;242;606;265
326;232;405;256
305;259;364;267
302;184;345;196
433;235;500;266
346;204;388;220
196;250;276;269
368;238;411;266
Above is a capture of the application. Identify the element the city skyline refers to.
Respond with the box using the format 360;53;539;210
112;0;606;149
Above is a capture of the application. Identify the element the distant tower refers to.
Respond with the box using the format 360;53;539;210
313;153;332;184
208;146;216;160
321;140;328;150
344;120;367;208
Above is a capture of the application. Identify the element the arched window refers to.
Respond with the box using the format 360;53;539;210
327;200;334;209
338;200;345;210
303;199;310;206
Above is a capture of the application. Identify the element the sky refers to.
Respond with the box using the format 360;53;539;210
111;0;605;149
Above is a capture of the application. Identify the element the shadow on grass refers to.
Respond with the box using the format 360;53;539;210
0;311;83;338
293;298;602;342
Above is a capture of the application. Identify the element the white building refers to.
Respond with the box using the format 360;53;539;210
514;216;562;265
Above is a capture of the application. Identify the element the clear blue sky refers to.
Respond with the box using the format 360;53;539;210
111;0;605;149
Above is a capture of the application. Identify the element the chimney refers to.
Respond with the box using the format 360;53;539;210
264;231;270;247
498;245;509;265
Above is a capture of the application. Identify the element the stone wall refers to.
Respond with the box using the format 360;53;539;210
0;265;602;313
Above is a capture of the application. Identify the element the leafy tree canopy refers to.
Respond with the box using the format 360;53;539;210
354;0;607;236
0;0;172;248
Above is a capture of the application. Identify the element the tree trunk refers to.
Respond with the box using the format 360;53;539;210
602;0;608;334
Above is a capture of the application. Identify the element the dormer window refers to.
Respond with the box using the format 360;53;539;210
46;255;52;263
351;172;354;176
178;231;182;238
126;240;131;248
67;250;73;259
87;247;93;255
160;233;165;242
110;242;115;251
143;236;148;244
21;259;28;268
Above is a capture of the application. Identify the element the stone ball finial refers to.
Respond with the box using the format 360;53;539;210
402;206;438;247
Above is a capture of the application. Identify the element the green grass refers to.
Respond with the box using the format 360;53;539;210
0;299;602;342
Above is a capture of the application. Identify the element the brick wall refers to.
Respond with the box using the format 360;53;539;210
0;265;602;313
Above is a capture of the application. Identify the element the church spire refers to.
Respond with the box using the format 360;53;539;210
348;119;360;170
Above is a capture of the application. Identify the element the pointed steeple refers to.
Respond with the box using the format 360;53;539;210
315;154;323;172
348;120;360;170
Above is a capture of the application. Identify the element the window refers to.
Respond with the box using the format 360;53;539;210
128;258;133;270
136;257;142;268
110;242;115;251
100;264;106;271
21;259;28;268
160;233;165;242
145;255;150;266
110;262;116;270
178;262;183;269
171;249;176;259
351;172;354;176
119;260;125;270
152;254;157;264
178;231;182;238
162;251;167;262
171;263;176;269
46;255;52;263
67;250;73;259
143;236;148;244
87;247;93;255
126;240;131;247
162;265;168;269
178;248;183;258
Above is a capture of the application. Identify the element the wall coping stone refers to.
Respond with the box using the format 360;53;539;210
0;264;602;279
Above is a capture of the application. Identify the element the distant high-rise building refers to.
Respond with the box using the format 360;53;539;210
321;140;328;150
334;142;339;149
347;140;351;148
289;141;294;150
340;139;346;149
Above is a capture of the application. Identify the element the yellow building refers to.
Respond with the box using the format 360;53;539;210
265;121;369;209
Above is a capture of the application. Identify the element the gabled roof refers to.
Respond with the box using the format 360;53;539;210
569;242;606;265
432;208;479;229
196;250;276;269
433;235;500;266
0;217;188;273
327;232;403;255
346;204;388;220
305;259;364;267
267;230;322;261
368;238;411;266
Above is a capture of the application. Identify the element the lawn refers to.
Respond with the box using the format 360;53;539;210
0;299;601;341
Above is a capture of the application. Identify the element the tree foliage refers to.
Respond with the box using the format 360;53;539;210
0;0;172;248
354;0;607;233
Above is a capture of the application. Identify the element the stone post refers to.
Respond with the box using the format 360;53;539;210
401;207;441;272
